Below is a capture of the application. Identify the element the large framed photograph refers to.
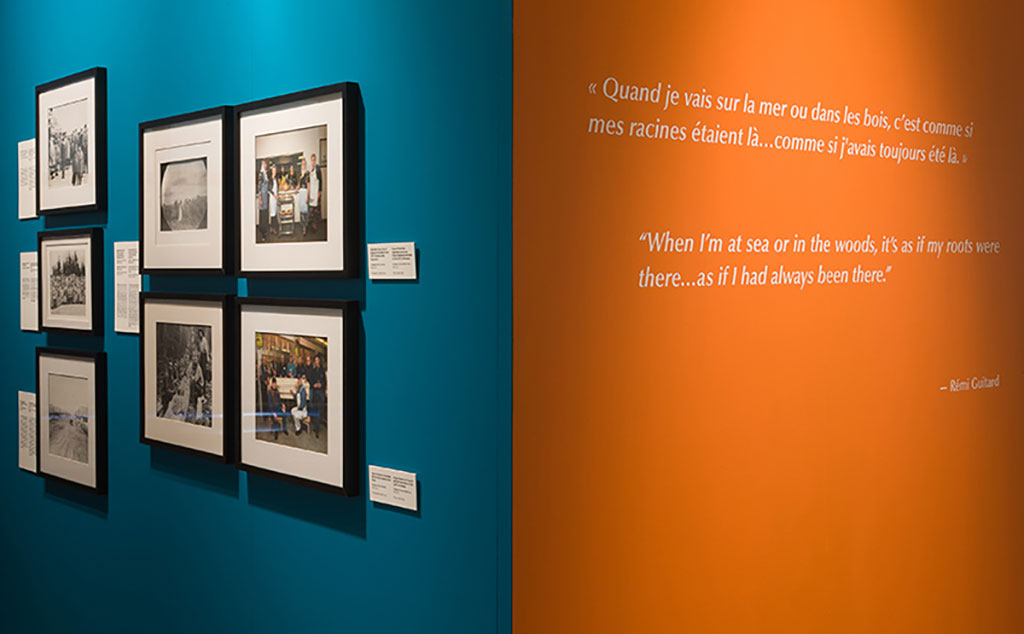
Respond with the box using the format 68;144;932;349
36;347;107;493
140;107;233;274
38;228;103;335
237;298;359;494
141;293;234;461
236;83;360;276
36;67;107;215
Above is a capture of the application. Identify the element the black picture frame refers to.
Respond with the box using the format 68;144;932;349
235;82;361;278
38;227;104;336
139;106;235;275
140;292;236;462
36;347;108;494
35;67;107;215
235;297;360;496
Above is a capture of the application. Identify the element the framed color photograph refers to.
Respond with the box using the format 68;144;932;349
236;83;360;276
36;347;107;493
140;107;234;274
237;298;359;495
36;67;107;215
141;293;235;461
38;228;103;335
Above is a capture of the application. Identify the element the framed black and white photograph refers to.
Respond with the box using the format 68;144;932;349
36;347;107;493
36;67;107;215
237;298;359;494
236;83;360;276
140;107;233;274
141;293;235;461
38;228;103;335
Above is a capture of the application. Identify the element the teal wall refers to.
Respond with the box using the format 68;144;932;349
0;1;511;633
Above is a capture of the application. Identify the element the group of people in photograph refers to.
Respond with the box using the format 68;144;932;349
256;152;322;241
156;329;213;427
49;252;86;310
258;351;327;441
48;124;88;186
49;273;86;311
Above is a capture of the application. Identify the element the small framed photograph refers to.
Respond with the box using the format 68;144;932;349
141;293;235;461
36;67;107;215
38;228;103;335
140;107;234;274
237;298;359;495
236;83;360;276
36;347;107;493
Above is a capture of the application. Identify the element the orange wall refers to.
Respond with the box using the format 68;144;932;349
513;1;1024;632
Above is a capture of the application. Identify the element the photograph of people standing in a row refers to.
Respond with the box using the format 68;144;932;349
47;103;89;189
254;125;327;244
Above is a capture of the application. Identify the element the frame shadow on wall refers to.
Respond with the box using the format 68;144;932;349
148;275;238;294
44;479;108;517
43;211;107;231
45;333;104;352
149;445;240;498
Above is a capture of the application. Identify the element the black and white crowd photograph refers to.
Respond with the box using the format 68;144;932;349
47;98;89;189
47;373;90;464
255;331;328;454
48;246;88;316
254;125;327;244
159;157;208;231
155;322;213;427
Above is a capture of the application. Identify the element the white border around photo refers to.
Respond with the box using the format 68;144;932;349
38;352;99;489
239;303;346;488
142;114;226;271
239;90;345;274
37;75;97;212
143;297;227;457
40;234;94;332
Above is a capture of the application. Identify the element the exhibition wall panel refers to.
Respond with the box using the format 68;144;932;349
0;1;510;633
514;1;1024;632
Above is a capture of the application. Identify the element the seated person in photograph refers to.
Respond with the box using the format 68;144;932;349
307;153;321;234
258;160;270;240
292;375;310;435
266;377;287;440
